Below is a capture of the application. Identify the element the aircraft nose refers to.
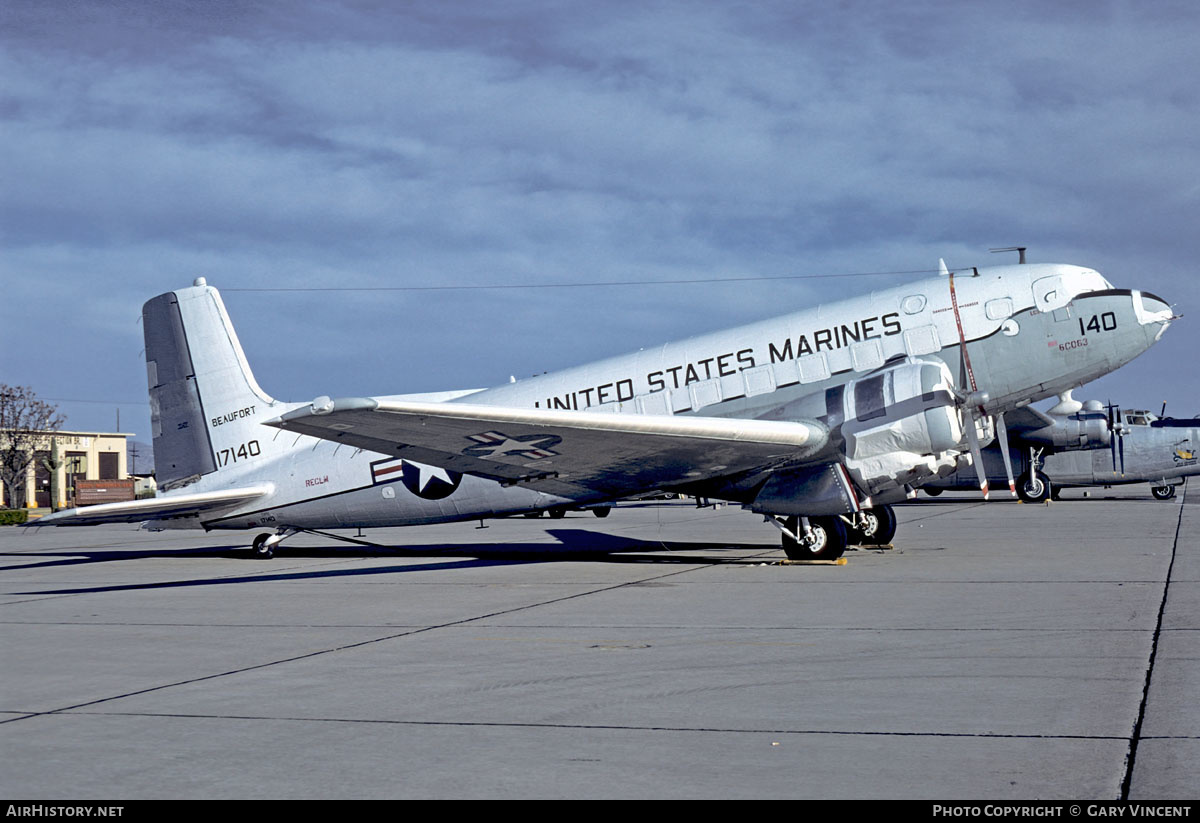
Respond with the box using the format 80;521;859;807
1134;290;1174;334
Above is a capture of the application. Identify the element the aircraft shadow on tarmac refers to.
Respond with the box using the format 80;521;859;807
5;528;781;595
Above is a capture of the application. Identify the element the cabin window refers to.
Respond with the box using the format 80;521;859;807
689;379;722;410
742;365;775;397
797;354;830;384
904;325;941;356
850;340;884;372
985;298;1013;320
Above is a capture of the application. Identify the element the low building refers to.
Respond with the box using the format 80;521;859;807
0;430;132;509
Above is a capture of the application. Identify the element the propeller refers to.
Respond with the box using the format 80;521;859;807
960;395;991;499
994;413;1018;496
955;393;1017;499
945;265;1016;499
1106;401;1126;475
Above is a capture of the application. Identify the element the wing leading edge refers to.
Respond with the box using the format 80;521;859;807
269;397;828;498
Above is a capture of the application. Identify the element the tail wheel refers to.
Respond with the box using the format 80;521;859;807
251;533;274;559
849;505;897;546
1016;470;1052;504
1151;485;1176;500
781;515;847;561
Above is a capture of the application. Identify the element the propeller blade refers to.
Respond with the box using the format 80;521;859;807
994;413;1017;497
963;412;989;499
1107;401;1119;473
1116;404;1125;474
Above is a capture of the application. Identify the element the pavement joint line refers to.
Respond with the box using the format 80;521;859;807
0;620;1164;631
899;502;989;522
0;550;737;725
1119;480;1186;800
0;709;1141;740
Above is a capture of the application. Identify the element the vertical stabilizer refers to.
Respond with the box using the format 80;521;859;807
143;279;277;490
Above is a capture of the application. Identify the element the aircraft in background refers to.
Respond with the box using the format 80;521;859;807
36;258;1175;560
922;399;1198;501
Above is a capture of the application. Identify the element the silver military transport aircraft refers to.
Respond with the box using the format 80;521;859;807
37;260;1175;560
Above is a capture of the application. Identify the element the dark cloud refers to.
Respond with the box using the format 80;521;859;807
2;0;1197;437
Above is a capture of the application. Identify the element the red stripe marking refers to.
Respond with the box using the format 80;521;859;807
836;463;861;512
948;273;979;395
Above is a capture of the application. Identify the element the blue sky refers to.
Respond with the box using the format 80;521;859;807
3;0;1197;447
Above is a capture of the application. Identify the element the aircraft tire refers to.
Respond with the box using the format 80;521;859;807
1016;471;1052;504
850;505;897;546
548;508;567;519
923;487;943;497
781;515;847;561
592;507;612;518
1152;485;1176;500
252;533;274;559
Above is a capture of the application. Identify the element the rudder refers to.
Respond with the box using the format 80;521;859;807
144;278;278;490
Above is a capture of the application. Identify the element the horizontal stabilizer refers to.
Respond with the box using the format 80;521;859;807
32;485;274;527
269;398;827;497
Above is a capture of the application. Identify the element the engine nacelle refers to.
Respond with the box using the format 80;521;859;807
838;359;964;496
839;359;962;461
1021;412;1111;451
749;359;967;514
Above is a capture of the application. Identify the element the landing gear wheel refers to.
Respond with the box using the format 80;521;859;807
591;506;612;518
923;487;943;497
548;507;567;519
1152;485;1176;500
1016;470;1052;504
849;505;897;547
781;515;847;561
251;533;274;559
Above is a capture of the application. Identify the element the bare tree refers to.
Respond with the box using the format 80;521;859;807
0;385;65;509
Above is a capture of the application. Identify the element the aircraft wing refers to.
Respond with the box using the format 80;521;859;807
269;398;828;498
32;485;274;526
1000;406;1058;438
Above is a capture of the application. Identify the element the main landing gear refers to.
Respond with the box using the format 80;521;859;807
1016;470;1052;504
770;505;897;562
1152;485;1177;500
1016;446;1053;504
846;506;897;547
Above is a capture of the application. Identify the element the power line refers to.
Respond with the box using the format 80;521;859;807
42;397;146;407
224;268;937;293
